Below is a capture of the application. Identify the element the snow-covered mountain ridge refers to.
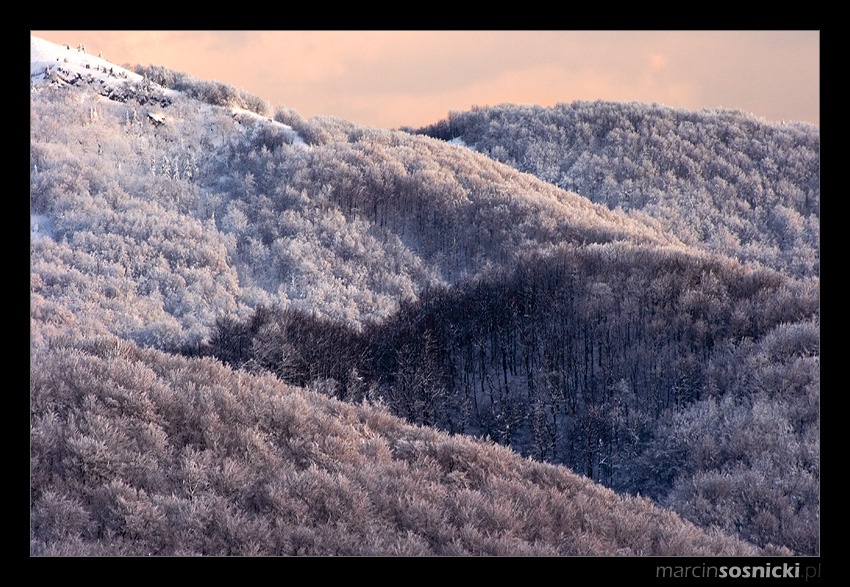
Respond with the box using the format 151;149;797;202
31;35;150;94
31;35;304;140
30;34;819;556
30;35;306;241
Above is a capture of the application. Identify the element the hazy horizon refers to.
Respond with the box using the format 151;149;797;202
31;30;820;130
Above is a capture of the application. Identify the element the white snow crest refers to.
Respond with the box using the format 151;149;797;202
30;34;143;86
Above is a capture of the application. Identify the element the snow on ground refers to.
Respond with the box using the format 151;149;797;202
230;107;309;149
31;34;309;149
30;34;143;87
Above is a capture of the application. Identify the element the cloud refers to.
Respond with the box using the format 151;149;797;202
31;30;819;128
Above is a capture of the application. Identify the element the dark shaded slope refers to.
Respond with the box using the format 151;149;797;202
197;241;819;553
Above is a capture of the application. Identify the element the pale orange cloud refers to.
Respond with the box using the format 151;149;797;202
31;30;819;129
649;54;667;71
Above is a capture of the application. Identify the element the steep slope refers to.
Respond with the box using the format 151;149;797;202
30;324;769;556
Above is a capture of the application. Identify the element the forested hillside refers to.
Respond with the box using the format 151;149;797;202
198;243;819;555
30;36;819;556
413;101;819;279
31;322;771;556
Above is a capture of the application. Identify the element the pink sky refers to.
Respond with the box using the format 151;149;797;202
31;30;820;129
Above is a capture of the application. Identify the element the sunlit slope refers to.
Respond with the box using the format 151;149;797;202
32;43;691;346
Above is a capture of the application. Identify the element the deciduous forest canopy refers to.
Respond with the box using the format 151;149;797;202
30;36;819;556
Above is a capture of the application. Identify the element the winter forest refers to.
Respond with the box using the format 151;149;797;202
30;36;819;557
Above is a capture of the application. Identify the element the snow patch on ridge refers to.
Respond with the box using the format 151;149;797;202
31;35;143;87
